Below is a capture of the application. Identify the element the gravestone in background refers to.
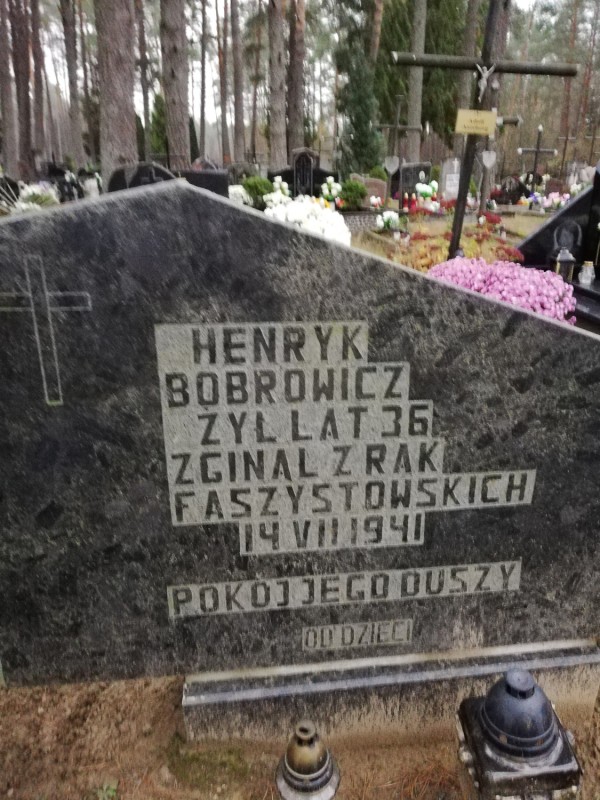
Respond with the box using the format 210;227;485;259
391;161;432;199
351;174;387;205
178;169;229;197
0;182;599;740
107;162;176;192
441;158;461;200
519;163;600;324
292;148;317;196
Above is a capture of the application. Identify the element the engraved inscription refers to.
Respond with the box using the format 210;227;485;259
167;559;521;619
302;619;413;651
155;321;536;555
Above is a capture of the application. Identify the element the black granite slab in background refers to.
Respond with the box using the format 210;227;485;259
0;182;599;686
519;161;600;269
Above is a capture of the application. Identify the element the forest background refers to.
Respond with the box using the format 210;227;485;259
0;0;598;185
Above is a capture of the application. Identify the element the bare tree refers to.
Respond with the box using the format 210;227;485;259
0;0;19;176
249;0;263;162
59;0;86;166
453;0;481;155
287;0;305;156
216;0;231;164
559;0;580;165
30;0;45;162
406;0;426;162
78;0;96;162
199;0;207;156
9;0;33;176
369;0;383;64
230;0;245;161
135;0;151;161
94;0;137;183
160;0;189;170
268;0;287;169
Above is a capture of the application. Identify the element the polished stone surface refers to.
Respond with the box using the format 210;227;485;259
0;182;599;686
519;161;600;269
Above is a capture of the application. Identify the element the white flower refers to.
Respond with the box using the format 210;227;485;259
478;215;486;226
228;184;252;205
326;176;334;185
376;215;384;229
263;195;351;246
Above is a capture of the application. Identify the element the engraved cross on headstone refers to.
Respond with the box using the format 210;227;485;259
0;258;92;406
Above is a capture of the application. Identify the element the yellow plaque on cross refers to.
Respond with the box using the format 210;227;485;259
455;109;497;136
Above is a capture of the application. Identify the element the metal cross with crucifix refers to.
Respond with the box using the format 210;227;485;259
392;4;578;258
0;258;92;405
517;125;558;183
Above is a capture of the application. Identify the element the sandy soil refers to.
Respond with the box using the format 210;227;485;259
0;676;598;800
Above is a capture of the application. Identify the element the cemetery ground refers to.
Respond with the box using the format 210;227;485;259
351;208;547;274
0;675;599;799
1;180;599;800
0;197;597;799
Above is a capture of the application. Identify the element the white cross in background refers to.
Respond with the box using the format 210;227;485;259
0;258;92;406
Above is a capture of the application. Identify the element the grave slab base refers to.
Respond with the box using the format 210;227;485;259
182;640;600;745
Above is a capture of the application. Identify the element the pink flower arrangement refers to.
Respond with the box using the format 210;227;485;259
429;258;576;324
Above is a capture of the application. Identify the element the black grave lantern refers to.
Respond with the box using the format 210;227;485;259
457;669;582;799
555;247;576;283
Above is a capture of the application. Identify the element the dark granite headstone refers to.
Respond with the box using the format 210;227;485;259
391;161;432;199
178;169;229;197
107;162;176;192
0;182;599;698
519;163;600;324
293;148;316;196
519;163;600;268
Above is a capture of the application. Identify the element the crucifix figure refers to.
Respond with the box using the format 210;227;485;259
475;64;496;103
392;7;578;258
517;125;558;185
0;259;92;406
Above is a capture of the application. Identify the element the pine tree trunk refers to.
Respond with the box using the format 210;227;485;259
231;0;245;161
268;0;287;169
216;0;231;165
575;0;599;141
78;0;96;162
250;0;262;161
199;0;207;157
135;0;151;161
30;0;45;162
160;0;189;170
453;0;481;155
9;0;33;177
0;0;19;176
559;0;580;173
43;63;59;162
406;0;427;162
59;0;87;166
369;0;383;64
94;0;137;184
287;0;305;157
